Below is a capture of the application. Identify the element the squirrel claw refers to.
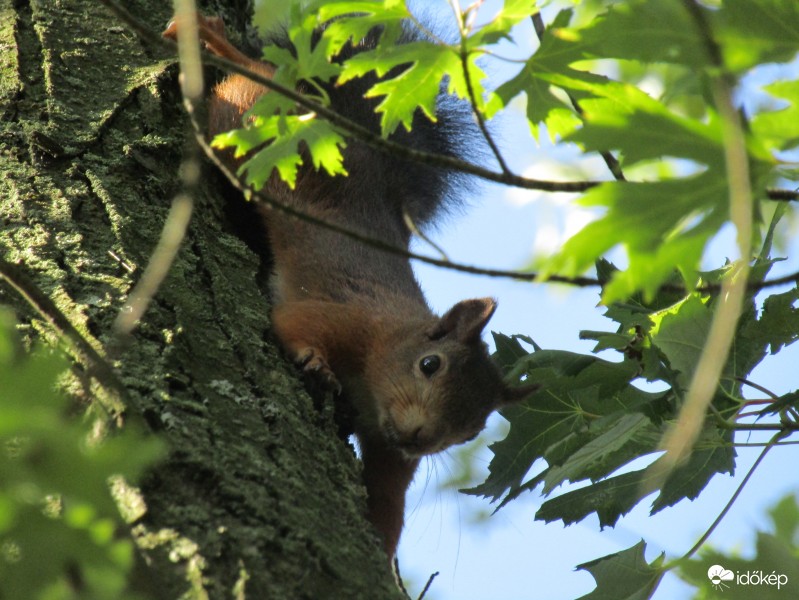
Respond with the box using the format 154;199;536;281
295;348;342;394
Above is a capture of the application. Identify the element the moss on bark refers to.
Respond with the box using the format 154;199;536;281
0;0;402;597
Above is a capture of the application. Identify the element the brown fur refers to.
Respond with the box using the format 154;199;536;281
163;14;538;560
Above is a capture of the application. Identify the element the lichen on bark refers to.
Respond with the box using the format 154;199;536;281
0;0;403;597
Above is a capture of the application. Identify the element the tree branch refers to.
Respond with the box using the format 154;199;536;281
97;0;603;193
98;0;799;294
0;256;128;420
450;0;511;174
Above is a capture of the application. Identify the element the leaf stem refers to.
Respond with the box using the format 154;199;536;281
530;12;626;182
654;0;753;484
665;430;784;568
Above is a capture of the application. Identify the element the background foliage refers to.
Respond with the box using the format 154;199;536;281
0;310;162;599
3;0;798;598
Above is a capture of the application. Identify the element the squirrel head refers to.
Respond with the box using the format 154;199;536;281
365;298;538;459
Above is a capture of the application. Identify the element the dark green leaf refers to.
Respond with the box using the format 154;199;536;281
576;540;665;600
716;0;799;71
650;428;735;513
536;470;652;529
571;0;706;67
680;494;799;598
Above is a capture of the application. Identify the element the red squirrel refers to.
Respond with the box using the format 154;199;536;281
163;14;537;560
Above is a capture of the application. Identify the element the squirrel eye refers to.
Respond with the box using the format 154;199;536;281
419;355;441;377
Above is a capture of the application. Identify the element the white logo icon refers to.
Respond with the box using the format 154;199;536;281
708;564;735;591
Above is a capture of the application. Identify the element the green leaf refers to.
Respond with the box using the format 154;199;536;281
0;314;163;600
283;6;341;83
716;0;799;71
577;541;665;600
338;41;480;135
541;175;727;303
566;95;725;170
468;0;540;47
571;0;706;67
316;0;410;58
745;285;799;355
649;295;711;390
542;413;652;494
769;493;799;547
650;428;735;513
536;469;652;529
214;115;348;189
757;390;799;418
466;346;659;502
751;81;799;152
679;494;799;598
487;10;580;139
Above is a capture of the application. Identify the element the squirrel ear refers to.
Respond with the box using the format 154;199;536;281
428;297;497;343
501;382;540;405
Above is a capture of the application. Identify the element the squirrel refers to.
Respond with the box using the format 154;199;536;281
163;14;538;561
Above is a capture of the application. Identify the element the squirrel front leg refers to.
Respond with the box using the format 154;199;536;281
271;300;371;392
359;434;420;559
274;301;418;558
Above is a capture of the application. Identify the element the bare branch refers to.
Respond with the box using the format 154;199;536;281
113;0;202;341
0;256;128;420
97;0;601;193
98;0;799;296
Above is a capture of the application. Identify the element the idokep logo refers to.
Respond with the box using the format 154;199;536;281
707;565;734;591
707;564;789;592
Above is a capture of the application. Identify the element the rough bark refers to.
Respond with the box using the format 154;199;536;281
0;0;402;597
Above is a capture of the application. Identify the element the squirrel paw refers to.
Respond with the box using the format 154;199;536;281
295;348;342;394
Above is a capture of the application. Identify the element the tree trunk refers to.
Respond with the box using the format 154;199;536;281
0;0;401;597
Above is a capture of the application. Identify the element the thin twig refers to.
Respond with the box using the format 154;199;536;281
450;0;510;174
461;45;509;174
0;256;128;419
417;571;439;600
666;430;784;568
113;0;202;340
403;213;450;260
531;12;626;182
97;0;799;293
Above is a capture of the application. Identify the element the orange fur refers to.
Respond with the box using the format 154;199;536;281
163;14;537;562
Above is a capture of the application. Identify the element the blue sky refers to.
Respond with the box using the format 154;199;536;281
394;2;799;598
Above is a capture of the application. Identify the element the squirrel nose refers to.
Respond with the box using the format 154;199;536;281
400;426;426;451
